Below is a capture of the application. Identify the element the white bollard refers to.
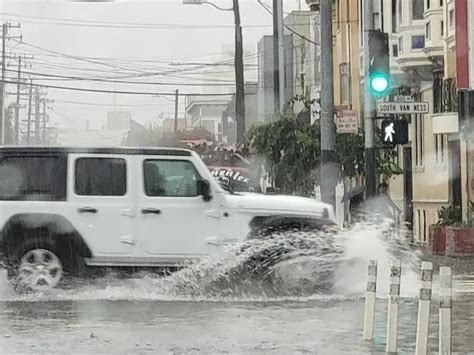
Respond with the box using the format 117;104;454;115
386;259;401;354
415;261;433;355
439;266;452;355
363;260;378;340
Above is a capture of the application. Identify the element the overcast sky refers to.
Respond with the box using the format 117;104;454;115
0;0;305;131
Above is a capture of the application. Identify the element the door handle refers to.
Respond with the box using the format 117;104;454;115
78;207;98;214
141;208;161;215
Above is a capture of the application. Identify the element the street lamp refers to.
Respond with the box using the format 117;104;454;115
183;0;246;144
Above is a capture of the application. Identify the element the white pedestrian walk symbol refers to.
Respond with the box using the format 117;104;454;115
384;122;395;143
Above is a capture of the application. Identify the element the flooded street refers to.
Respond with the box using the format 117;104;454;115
1;289;474;353
1;225;474;354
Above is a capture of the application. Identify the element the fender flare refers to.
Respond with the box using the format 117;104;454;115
1;213;92;259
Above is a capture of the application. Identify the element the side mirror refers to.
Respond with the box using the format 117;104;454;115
197;179;212;202
217;176;233;193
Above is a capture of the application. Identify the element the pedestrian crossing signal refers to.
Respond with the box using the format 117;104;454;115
381;119;409;146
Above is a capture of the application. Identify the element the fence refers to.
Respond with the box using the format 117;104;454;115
363;259;452;354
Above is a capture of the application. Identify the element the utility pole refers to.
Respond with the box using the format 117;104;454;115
233;0;246;144
1;23;6;146
363;0;377;196
42;99;47;144
26;79;32;145
319;0;337;207
0;22;21;145
174;89;179;133
34;87;40;145
272;0;280;112
276;0;285;110
15;56;21;144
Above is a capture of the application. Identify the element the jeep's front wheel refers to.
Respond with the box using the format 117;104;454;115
10;246;64;293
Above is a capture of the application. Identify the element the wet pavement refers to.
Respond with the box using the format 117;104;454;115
1;225;474;354
0;291;474;354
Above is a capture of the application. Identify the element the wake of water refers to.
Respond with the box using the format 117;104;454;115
0;217;422;302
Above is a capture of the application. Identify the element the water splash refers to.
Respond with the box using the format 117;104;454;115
0;216;421;302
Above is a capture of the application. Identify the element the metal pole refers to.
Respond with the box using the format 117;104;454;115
386;259;401;354
174;89;179;132
15;56;21;144
364;0;377;196
363;260;378;340
276;0;285;110
233;0;246;143
1;23;6;146
272;0;280;113
34;87;40;145
320;0;337;207
26;79;32;145
42;99;46;144
439;267;452;355
415;261;433;355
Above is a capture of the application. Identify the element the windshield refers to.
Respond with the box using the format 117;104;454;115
0;0;472;354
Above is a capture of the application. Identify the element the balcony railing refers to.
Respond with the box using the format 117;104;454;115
433;77;458;114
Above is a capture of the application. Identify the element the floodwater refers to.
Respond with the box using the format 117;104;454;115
1;220;474;354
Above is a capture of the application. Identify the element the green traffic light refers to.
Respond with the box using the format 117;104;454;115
369;72;390;96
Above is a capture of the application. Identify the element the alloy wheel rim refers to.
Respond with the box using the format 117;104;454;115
18;249;63;291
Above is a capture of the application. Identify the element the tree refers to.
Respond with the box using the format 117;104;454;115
247;112;320;196
247;112;402;197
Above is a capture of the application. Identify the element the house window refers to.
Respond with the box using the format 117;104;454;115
426;22;431;39
392;44;399;57
336;0;341;30
411;35;425;49
413;0;424;20
440;0;443;6
417;209;422;241
426;0;430;10
449;9;454;28
398;36;403;53
340;63;350;104
435;134;445;164
423;210;427;242
441;20;444;36
414;114;424;166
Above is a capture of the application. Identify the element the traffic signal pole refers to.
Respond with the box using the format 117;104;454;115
320;0;337;207
363;0;377;197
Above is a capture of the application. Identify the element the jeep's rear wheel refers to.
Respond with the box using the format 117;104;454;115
15;249;64;292
7;239;68;293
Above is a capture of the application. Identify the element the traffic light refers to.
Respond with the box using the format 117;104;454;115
369;31;391;97
381;119;409;146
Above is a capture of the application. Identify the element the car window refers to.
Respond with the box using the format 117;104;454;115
0;156;67;201
143;160;201;197
75;158;127;196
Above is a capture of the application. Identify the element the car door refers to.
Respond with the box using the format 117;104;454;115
136;156;220;261
68;154;136;259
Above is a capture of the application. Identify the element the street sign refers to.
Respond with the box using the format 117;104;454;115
335;110;359;134
381;119;409;145
377;102;429;114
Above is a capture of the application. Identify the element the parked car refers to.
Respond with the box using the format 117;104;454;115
0;146;336;292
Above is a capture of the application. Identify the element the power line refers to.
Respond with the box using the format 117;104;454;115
53;99;170;107
3;68;237;87
256;0;320;46
0;11;315;29
3;79;238;96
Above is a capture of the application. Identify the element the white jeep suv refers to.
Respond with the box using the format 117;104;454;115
0;146;336;292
